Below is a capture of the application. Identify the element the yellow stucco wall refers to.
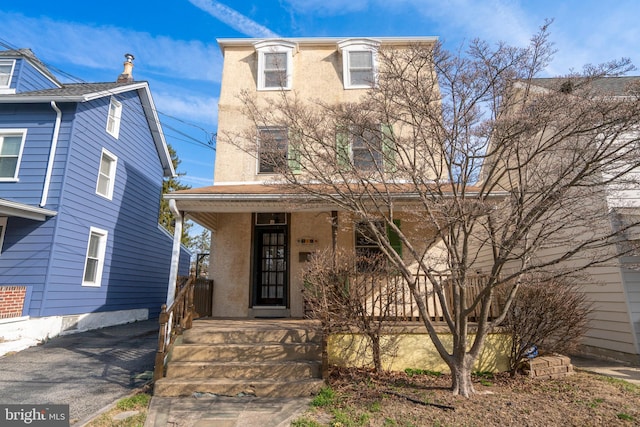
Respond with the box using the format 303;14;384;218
328;330;511;373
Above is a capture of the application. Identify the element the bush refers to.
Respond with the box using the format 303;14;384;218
503;278;592;375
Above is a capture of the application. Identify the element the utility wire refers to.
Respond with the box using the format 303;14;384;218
0;37;216;151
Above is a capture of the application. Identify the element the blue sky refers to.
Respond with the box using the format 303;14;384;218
1;0;638;187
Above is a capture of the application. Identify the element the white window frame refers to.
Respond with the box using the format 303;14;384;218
106;97;122;139
0;59;16;92
254;40;296;91
0;217;7;255
0;129;27;182
337;39;380;89
82;227;108;287
95;148;118;200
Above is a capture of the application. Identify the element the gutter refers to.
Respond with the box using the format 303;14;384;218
41;101;61;207
166;199;183;307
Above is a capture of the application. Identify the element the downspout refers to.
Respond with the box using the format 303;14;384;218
40;101;62;207
166;198;183;307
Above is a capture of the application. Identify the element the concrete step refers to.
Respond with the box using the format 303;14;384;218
154;377;325;398
165;360;321;379
181;327;322;345
169;343;322;363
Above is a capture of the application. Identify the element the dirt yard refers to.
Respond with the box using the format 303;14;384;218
297;367;640;426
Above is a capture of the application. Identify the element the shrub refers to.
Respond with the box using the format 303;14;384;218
503;278;592;375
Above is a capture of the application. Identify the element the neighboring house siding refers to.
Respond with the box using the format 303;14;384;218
619;259;640;354
42;91;171;317
0;103;64;206
13;59;59;93
0;216;56;316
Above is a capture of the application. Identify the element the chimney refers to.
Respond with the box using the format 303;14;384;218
116;53;135;83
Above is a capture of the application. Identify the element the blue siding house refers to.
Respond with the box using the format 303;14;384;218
0;49;189;345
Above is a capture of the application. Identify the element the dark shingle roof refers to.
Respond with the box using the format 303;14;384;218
0;48;62;86
18;82;136;98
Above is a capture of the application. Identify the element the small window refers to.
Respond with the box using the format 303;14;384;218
256;213;287;225
0;60;15;89
0;130;27;181
96;149;117;199
106;98;122;138
82;227;108;287
338;39;379;89
254;40;296;91
0;217;7;255
258;127;288;173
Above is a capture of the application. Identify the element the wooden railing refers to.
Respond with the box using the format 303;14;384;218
153;275;196;381
307;273;502;323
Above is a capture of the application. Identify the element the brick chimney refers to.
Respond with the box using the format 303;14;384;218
116;53;135;83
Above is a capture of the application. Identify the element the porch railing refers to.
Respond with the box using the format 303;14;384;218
306;273;502;322
153;275;196;381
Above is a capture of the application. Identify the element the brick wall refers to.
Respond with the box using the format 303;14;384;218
0;286;27;319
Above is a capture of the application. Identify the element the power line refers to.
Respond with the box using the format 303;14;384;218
0;37;216;151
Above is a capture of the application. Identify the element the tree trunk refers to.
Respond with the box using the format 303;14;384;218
371;333;383;373
450;355;476;397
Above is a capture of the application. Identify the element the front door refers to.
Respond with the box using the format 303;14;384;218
253;225;288;306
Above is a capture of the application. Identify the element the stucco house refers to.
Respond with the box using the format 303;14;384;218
0;49;190;347
164;37;449;319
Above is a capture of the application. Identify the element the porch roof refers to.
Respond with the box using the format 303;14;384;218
165;182;503;230
0;198;57;221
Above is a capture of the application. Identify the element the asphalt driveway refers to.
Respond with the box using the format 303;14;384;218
0;319;159;424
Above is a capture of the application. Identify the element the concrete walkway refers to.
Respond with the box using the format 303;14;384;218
571;355;640;385
144;395;313;427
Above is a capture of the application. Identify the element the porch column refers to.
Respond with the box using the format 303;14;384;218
166;199;183;307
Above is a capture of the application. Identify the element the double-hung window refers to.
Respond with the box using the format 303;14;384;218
106;97;122;138
337;123;394;172
355;220;402;271
254;40;296;91
0;60;15;91
96;148;117;199
0;130;27;181
258;127;288;173
82;227;108;287
338;39;379;89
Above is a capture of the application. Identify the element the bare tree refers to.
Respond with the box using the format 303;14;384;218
224;23;640;396
303;248;403;373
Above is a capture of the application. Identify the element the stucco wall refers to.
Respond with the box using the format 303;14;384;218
329;329;511;373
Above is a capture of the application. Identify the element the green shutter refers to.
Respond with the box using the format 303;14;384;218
381;123;396;173
336;127;351;170
387;219;402;257
288;131;301;174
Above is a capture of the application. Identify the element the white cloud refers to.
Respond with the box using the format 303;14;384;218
188;0;280;38
283;0;369;15
0;11;221;82
153;91;218;127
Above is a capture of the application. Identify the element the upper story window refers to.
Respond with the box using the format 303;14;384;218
106;97;122;138
0;60;15;91
82;227;108;287
254;40;296;91
338;39;380;89
96;148;117;200
258;127;288;173
337;123;394;172
0;130;27;181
